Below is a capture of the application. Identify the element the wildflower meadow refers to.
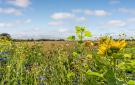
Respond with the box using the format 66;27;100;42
0;26;135;85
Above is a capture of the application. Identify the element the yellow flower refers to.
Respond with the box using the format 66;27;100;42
119;40;127;48
98;39;127;56
85;40;94;46
111;40;126;49
86;54;93;61
98;43;109;56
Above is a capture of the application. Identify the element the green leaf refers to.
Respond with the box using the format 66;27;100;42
67;72;75;79
76;26;82;33
86;70;103;77
78;35;83;40
124;53;132;59
84;31;92;37
72;52;78;57
75;26;85;33
67;36;75;40
117;62;126;70
104;69;117;85
78;40;83;44
127;80;135;85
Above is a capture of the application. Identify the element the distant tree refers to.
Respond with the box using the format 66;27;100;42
57;39;65;41
0;33;12;40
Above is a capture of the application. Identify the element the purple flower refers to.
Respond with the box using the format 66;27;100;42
0;58;7;61
39;83;45;85
39;76;46;81
0;52;9;55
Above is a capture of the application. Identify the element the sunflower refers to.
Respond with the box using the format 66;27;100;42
98;39;127;56
110;40;127;50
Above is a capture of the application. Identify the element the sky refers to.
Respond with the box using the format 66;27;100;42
0;0;135;39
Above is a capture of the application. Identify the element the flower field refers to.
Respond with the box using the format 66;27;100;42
0;26;135;85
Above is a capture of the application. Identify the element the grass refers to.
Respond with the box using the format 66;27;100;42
0;40;135;85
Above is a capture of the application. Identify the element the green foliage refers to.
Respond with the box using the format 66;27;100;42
0;33;12;40
67;36;75;40
84;31;91;37
86;70;103;77
68;26;92;43
128;80;135;85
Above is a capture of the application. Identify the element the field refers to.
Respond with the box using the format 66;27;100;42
0;27;135;85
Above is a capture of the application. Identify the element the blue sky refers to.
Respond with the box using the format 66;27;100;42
0;0;135;39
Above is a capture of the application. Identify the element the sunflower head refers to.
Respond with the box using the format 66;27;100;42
98;38;127;56
111;40;127;50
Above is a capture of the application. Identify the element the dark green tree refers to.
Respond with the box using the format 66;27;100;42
0;33;12;40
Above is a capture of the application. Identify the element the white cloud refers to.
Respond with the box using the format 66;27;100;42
103;18;135;28
84;9;93;16
0;19;32;28
16;19;32;24
118;8;135;15
94;10;110;16
72;9;93;15
25;19;32;23
0;22;14;28
18;28;43;36
50;9;109;28
107;20;126;27
75;17;87;22
48;21;63;26
58;28;68;33
127;18;135;23
7;0;30;8
0;7;22;16
72;9;109;16
109;0;120;4
51;12;74;20
72;9;82;13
